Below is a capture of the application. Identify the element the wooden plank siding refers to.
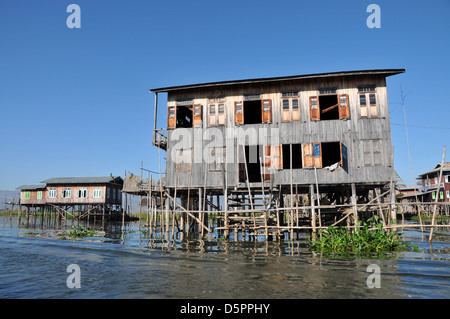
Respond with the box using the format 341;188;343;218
161;72;399;190
20;189;47;206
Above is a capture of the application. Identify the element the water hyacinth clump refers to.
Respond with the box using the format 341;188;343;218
307;216;418;255
60;225;97;239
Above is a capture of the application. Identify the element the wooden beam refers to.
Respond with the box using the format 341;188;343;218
321;103;338;114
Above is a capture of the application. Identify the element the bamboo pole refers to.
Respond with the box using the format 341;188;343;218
310;185;316;233
289;145;294;239
375;188;386;226
173;176;178;240
242;145;256;230
223;160;229;239
164;191;211;233
314;166;322;229
258;156;268;241
429;146;446;241
186;170;192;237
148;175;152;228
351;183;358;228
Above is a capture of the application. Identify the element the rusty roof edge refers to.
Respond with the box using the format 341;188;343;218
40;176;124;184
417;163;450;178
16;184;46;190
149;69;406;93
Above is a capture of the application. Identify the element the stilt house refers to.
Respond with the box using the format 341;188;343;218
150;69;404;207
18;176;123;213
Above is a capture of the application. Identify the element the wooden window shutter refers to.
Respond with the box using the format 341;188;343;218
193;104;202;128
263;145;282;180
359;94;368;117
209;104;217;127
338;94;350;120
271;145;282;169
168;106;176;129
369;93;378;117
312;143;322;168
282;99;290;123
218;103;225;125
340;141;348;171
262;99;272;123
309;96;320;121
292;99;300;121
303;144;313;168
263;146;271;181
235;101;243;125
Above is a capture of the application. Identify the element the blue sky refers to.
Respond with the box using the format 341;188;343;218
0;0;449;190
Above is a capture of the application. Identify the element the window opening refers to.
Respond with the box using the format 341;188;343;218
282;144;302;169
319;95;339;120
93;188;102;198
77;188;88;198
48;188;56;198
303;141;346;169
243;100;262;124
282;98;300;122
62;188;71;198
176;105;193;128
240;145;262;183
358;86;378;118
321;142;341;167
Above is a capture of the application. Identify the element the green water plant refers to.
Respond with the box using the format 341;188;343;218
61;226;97;239
307;216;418;255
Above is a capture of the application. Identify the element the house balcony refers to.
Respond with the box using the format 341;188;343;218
153;129;167;151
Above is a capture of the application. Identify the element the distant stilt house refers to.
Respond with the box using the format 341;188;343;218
416;163;450;203
17;176;124;219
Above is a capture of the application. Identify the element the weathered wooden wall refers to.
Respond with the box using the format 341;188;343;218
163;74;394;190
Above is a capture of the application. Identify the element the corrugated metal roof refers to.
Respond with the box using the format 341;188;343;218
417;162;450;178
394;171;406;189
16;184;46;190
40;176;123;185
150;69;405;93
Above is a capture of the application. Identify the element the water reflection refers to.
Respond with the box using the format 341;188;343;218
1;215;449;298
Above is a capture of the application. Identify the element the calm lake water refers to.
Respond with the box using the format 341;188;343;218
0;215;449;299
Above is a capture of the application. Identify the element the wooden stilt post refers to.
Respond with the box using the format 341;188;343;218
259;155;268;241
310;185;316;233
199;187;203;236
186;173;191;238
375;188;386;226
430;146;446;241
314;166;322;229
242;145;256;231
351;183;358;228
289;144;294;239
165;197;170;239
222;158;229;240
172;176;178;240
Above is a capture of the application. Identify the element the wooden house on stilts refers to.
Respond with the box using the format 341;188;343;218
18;176;124;221
124;69;405;239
